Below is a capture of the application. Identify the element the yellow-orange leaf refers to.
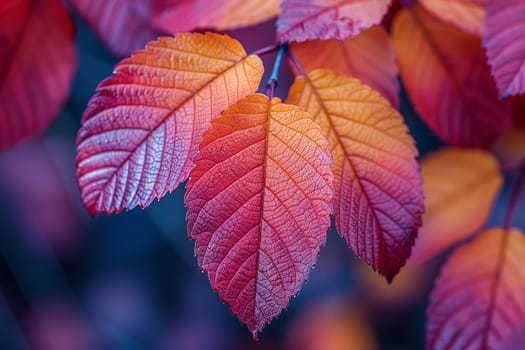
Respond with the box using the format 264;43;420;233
290;25;399;107
421;0;485;36
287;69;424;281
409;148;502;265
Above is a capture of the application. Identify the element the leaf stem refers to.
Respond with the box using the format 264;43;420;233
250;44;279;57
503;164;525;230
266;44;288;99
286;48;307;77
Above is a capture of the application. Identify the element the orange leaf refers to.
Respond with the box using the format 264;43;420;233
290;25;399;107
409;148;502;265
427;228;525;349
392;5;511;147
152;0;280;33
185;94;333;337
287;69;424;281
76;33;264;215
420;0;485;36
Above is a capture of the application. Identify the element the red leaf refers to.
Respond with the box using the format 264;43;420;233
185;94;333;337
152;0;280;33
289;25;399;107
71;0;166;57
484;0;525;97
392;5;511;147
76;33;263;215
286;70;424;281
427;228;525;349
0;0;76;149
276;0;391;43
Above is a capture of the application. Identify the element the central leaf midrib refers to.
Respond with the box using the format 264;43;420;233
306;75;393;268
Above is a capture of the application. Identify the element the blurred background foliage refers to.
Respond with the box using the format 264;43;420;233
1;8;524;350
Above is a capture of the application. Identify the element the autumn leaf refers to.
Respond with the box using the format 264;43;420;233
290;25;399;107
76;33;263;215
152;0;280;33
484;0;525;97
71;0;166;57
276;0;391;43
185;93;333;337
420;0;485;36
0;0;76;149
409;148;502;265
287;69;424;281
392;5;511;147
427;228;525;349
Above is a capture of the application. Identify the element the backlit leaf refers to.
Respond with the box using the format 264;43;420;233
409;148;502;265
427;228;525;349
71;0;165;57
484;0;525;97
290;25;399;107
287;69;424;281
152;0;280;33
420;0;485;36
0;0;76;149
276;0;391;43
76;33;263;215
392;5;511;147
185;93;333;337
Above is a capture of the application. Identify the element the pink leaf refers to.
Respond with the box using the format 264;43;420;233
71;0;166;57
0;0;76;149
152;0;281;33
185;94;333;337
427;228;525;349
276;0;391;43
484;0;525;97
76;33;263;215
